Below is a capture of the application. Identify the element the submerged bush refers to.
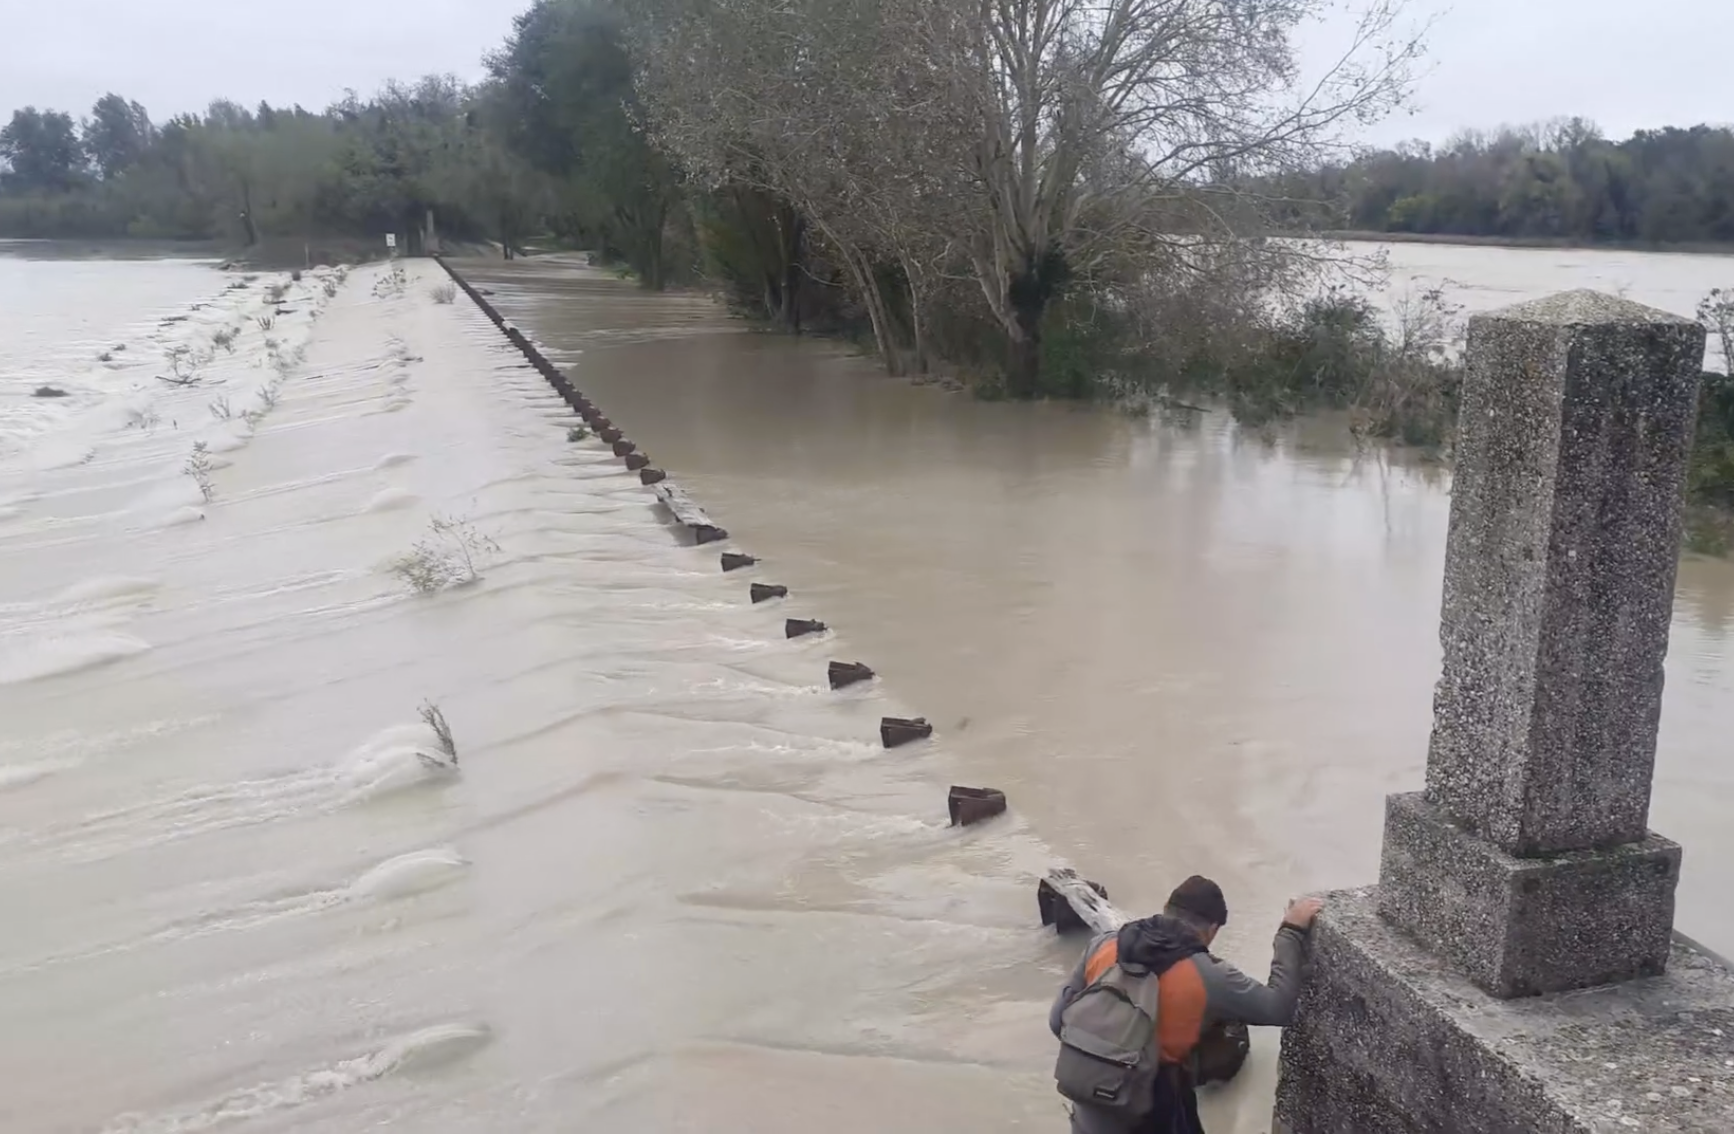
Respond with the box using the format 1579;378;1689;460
390;514;502;593
183;442;215;502
1077;269;1464;449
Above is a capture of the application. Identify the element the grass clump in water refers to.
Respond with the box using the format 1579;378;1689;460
418;701;459;768
373;263;409;299
390;514;502;594
159;343;206;386
183;441;215;502
430;282;458;305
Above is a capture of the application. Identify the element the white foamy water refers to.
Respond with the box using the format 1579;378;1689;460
0;255;1061;1133
1366;240;1734;370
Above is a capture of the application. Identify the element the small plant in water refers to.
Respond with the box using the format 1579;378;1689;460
256;314;276;333
389;514;502;594
98;351;114;363
372;262;410;299
567;425;590;443
212;327;238;354
207;396;234;421
160;344;203;386
430;282;458;305
124;406;161;431
1700;289;1734;375
183;441;215;502
418;701;459;768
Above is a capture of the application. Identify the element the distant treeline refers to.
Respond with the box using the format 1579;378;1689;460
6;0;1734;458
0;86;512;248
1268;119;1734;245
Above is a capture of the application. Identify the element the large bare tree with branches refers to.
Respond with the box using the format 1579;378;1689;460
629;0;925;372
630;0;1426;393
908;0;1426;394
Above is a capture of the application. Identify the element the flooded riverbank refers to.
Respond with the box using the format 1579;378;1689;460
3;242;1732;1134
463;249;1734;1128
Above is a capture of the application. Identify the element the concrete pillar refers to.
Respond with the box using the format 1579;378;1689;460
1276;292;1734;1134
1380;290;1703;998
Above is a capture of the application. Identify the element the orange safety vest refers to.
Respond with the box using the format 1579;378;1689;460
1082;937;1208;1065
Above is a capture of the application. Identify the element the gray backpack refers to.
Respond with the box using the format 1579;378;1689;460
1053;957;1163;1118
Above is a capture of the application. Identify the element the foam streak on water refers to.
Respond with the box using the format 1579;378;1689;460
0;256;1059;1134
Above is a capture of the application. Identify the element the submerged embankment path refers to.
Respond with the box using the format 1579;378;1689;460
0;259;1077;1132
460;250;1734;1129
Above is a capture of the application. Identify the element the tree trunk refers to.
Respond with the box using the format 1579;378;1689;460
852;254;904;377
782;215;806;334
911;301;930;376
820;222;903;377
899;252;930;375
237;178;258;247
640;202;668;290
1007;304;1044;398
764;208;804;333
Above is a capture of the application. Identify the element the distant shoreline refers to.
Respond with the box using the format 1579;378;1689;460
1305;230;1734;257
0;235;496;269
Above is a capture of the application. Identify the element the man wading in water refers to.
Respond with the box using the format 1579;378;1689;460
1048;876;1321;1134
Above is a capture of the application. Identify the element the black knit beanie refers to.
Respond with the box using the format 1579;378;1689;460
1167;875;1229;927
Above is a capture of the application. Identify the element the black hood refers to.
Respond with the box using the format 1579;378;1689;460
1116;914;1209;973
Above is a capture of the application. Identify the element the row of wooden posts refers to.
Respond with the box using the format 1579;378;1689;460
430;257;1046;839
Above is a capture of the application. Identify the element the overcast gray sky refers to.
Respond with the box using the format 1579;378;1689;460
3;0;1730;147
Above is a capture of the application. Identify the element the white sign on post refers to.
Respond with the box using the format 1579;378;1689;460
385;233;397;250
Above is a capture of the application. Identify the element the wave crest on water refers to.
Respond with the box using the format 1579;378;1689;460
346;847;470;899
53;575;162;606
28;437;95;471
341;720;461;801
97;1022;494;1134
363;486;417;512
0;631;150;686
0;759;76;791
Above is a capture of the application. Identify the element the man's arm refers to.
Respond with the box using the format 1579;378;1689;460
1048;931;1112;1037
1197;898;1322;1028
1197;924;1308;1026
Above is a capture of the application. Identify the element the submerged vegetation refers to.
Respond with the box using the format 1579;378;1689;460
417;702;459;769
182;442;215;503
390;515;503;594
4;0;1430;408
5;1;1734;539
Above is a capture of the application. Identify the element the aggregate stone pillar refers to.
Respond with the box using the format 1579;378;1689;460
1377;290;1703;998
1276;292;1734;1134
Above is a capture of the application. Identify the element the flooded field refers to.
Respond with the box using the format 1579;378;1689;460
2;242;1732;1133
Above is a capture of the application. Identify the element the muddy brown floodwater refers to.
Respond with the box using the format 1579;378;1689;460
462;252;1734;1131
2;245;1731;1134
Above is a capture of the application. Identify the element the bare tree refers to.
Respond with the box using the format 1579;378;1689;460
902;0;1427;395
629;0;926;374
630;0;1425;393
